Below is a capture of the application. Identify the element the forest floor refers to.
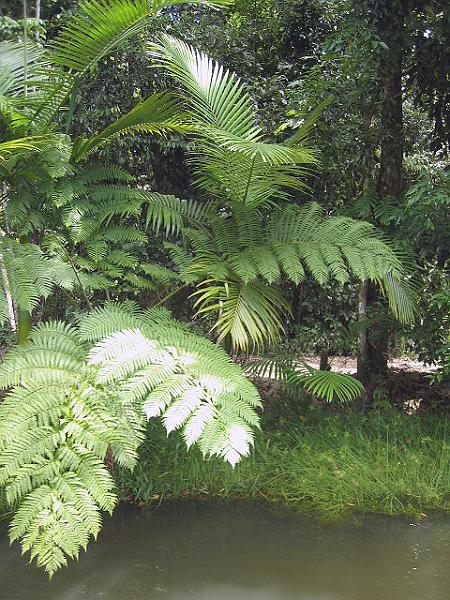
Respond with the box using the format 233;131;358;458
255;355;448;414
303;355;436;374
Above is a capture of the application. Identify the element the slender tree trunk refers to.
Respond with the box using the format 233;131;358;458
319;349;329;371
35;0;41;41
355;103;375;386
0;245;17;333
22;0;28;97
364;3;405;380
377;8;404;202
357;280;368;382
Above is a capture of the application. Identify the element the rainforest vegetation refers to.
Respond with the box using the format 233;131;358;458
0;0;448;577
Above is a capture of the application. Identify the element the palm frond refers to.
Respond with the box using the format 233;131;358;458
244;353;364;403
193;278;290;352
0;40;44;97
151;34;259;138
71;92;189;161
152;36;317;206
50;0;229;75
0;135;57;165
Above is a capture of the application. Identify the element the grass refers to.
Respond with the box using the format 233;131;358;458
118;408;450;518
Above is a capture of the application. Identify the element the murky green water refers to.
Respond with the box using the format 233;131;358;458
1;501;449;599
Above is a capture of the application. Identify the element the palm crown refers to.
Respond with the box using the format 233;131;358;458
143;35;417;352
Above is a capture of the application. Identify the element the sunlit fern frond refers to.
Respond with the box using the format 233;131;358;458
82;303;261;460
0;302;260;574
0;322;143;575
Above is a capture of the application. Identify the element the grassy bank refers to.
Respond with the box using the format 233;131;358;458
119;410;450;517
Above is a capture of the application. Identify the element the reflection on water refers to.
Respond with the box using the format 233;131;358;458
0;501;449;600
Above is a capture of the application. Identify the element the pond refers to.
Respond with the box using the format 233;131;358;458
1;501;449;599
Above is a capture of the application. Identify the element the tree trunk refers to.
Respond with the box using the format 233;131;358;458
377;9;404;201
319;349;329;371
35;0;41;40
0;246;17;333
364;3;405;380
357;280;369;383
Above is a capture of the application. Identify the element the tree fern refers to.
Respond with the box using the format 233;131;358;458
144;40;417;350
148;199;416;351
0;304;261;574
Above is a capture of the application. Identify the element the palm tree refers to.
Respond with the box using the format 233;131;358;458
142;35;416;353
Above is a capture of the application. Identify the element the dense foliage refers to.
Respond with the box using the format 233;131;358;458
0;0;448;577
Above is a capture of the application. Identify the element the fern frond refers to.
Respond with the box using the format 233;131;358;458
87;309;261;460
0;237;74;321
0;304;260;573
0;323;143;575
144;192;212;235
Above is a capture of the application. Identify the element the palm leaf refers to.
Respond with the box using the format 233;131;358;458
0;41;44;97
193;278;290;351
0;135;57;165
50;0;230;75
152;35;317;206
71;92;189;161
244;353;364;403
150;34;258;138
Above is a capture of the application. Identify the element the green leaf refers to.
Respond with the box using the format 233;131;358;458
50;0;231;74
71;92;189;161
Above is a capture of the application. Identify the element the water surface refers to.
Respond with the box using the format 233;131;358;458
1;501;449;599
